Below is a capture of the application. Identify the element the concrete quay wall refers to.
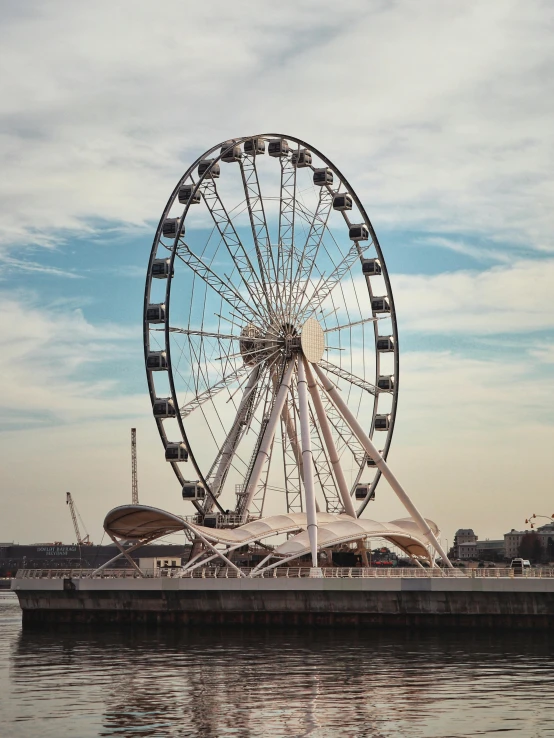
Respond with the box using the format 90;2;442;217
13;576;554;629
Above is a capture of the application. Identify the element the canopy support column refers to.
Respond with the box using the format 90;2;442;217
181;521;244;577
92;534;151;577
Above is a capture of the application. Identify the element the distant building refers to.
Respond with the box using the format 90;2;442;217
505;523;554;560
458;542;477;559
454;528;478;558
476;540;505;559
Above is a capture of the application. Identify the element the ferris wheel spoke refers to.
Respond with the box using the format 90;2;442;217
199;178;273;317
166;327;270;344
323;316;377;334
175;244;263;325
239;154;277;306
179;363;251;418
318;359;376;396
289;188;334;319
276;146;300;323
297;238;372;322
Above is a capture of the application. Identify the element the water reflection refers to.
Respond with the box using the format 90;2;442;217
4;597;554;737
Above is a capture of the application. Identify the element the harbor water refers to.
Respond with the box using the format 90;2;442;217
1;592;553;737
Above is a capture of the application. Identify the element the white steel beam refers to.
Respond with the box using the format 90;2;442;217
240;360;295;518
296;358;318;568
304;359;356;518
208;366;261;501
313;363;453;568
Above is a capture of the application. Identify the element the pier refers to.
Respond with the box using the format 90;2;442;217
13;567;554;629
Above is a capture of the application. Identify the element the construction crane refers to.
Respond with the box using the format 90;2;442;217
66;492;92;545
131;427;139;504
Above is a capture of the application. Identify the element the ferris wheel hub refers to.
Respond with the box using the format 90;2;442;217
300;318;325;364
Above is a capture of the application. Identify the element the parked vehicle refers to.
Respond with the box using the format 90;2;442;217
510;558;531;572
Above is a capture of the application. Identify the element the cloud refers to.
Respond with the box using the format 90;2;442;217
0;0;552;257
393;259;554;334
0;291;142;428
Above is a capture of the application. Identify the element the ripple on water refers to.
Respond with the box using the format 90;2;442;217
1;594;554;737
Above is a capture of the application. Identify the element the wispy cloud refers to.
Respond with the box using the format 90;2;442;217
392;259;554;335
0;0;552;255
0;253;82;279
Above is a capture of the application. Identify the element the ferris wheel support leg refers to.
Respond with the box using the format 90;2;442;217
312;364;453;569
208;365;261;505
241;360;296;518
304;359;356;518
304;359;369;566
297;357;319;569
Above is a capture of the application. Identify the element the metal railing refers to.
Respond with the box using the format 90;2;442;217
15;566;554;581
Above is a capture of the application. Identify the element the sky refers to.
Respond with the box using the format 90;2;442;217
0;0;553;548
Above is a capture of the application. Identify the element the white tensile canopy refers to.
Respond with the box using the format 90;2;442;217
183;512;343;547
101;505;437;576
272;517;438;561
104;505;186;540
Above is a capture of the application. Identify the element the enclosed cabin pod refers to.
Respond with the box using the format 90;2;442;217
162;218;184;240
146;303;166;323
313;167;333;187
349;224;369;241
377;375;395;392
203;513;218;526
268;139;289;158
367;451;383;468
146;351;168;371
182;482;206;500
198;158;220;179
333;192;353;211
220;142;242;163
178;184;201;205
371;296;391;313
362;258;382;276
244;137;265;155
151;259;173;279
374;413;391;431
165;442;189;462
355;483;376;501
153;397;176;418
292;148;312;168
376;335;395;353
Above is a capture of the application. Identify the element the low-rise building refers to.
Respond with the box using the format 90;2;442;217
454;528;478;558
476;540;505;559
458;542;477;559
505;523;554;560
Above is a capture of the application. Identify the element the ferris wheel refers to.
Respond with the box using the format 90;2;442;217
143;134;400;525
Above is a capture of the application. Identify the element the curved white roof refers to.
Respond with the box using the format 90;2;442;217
274;517;436;561
187;512;343;546
103;505;437;562
104;505;185;540
104;506;345;545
